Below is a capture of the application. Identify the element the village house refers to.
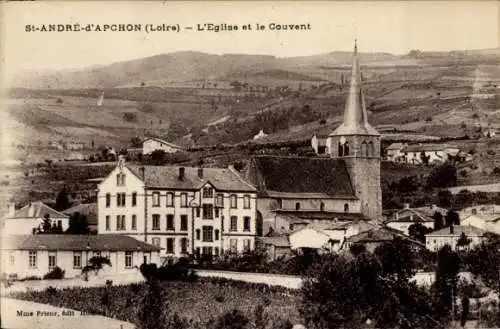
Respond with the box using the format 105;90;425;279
425;225;488;252
64;141;85;150
249;41;382;236
2;202;70;236
385;143;407;162
460;213;500;235
142;137;184;155
385;204;441;235
97;158;258;260
401;143;460;165
344;226;423;253
0;234;161;280
255;236;291;261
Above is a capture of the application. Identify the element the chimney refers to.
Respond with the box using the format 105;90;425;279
28;203;34;217
449;224;454;234
179;167;185;180
139;167;145;180
197;168;204;179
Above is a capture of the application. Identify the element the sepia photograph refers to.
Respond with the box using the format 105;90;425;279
0;1;499;328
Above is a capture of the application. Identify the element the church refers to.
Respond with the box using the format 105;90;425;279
244;41;382;234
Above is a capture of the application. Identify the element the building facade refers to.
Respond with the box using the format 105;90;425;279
425;225;487;252
97;160;258;259
1;234;161;280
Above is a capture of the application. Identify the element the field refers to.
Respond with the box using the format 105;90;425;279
8;279;302;328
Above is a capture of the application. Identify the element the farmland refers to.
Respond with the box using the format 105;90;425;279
8;279;301;328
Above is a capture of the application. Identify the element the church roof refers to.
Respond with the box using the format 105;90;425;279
330;41;379;137
245;155;356;198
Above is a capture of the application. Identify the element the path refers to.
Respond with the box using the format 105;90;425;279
1;298;135;329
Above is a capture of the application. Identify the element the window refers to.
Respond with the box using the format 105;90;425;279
243;217;251;232
117;192;126;207
243;195;251;209
166;214;175;230
320;202;325;211
243;239;251;252
203;187;213;198
152;237;160;246
152;214;160;230
338;140;350;157
9;253;14;266
28;251;37;268
230;195;237;208
116;173;126;186
132;192;137;206
369;142;375;156
131;215;137;230
230;216;238;232
73;252;82;268
215;229;220;241
105;193;111;207
166;193;174;207
344;203;349;213
361;141;368;156
195;247;201;258
125;251;133;268
216;194;224;207
166;238;175;254
196;229;201;240
230;239;237;253
214;208;219;218
152;192;160;207
203;204;214;219
181;238;188;253
295;203;301;211
105;216;110;231
116;215;125;230
202;226;213;242
196;208;201;217
214;247;219;257
180;193;188;207
180;215;188;231
48;252;57;269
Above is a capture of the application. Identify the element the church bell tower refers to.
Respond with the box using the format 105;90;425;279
327;40;382;220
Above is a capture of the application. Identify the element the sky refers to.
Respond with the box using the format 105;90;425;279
1;1;499;78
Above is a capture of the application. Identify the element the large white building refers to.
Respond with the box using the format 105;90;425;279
97;159;258;260
1;234;161;280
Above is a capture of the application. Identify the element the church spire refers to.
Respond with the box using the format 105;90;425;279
330;40;379;136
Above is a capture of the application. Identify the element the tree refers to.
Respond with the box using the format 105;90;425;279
130;136;142;148
438;190;452;208
123;112;137;122
374;236;417;282
434;245;461;320
55;187;71;211
137;279;168;329
408;223;432;243
456;232;472;250
426;164;457;188
433;212;444;230
150;150;167;165
445;211;460;227
66;212;90;234
42;214;52;233
465;236;500;290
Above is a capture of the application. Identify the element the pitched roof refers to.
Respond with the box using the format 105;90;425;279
8;202;69;219
387;208;434;224
330;41;379;137
247;155;356;198
143;137;182;149
1;234;162;252
346;228;397;243
127;165;256;192
386;143;406;150
62;203;98;225
426;225;489;237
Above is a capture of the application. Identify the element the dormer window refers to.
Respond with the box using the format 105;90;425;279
295;203;301;211
344;203;349;213
203;187;213;198
320;202;325;211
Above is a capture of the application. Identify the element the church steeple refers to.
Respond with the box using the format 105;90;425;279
330;40;379;136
